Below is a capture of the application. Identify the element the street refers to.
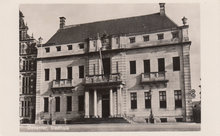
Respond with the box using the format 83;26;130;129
20;123;200;132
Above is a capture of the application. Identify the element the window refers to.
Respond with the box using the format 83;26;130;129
130;92;137;109
56;68;61;80
45;69;49;81
45;47;50;53
157;34;164;40
176;118;183;122
67;45;72;50
145;92;151;109
143;35;149;42
56;46;61;51
129;37;135;43
79;65;84;78
116;37;119;44
160;118;167;123
67;67;72;79
116;61;119;73
172;32;179;38
144;60;150;73
130;61;136;74
173;57;180;71
44;97;49;112
55;97;60;112
79;43;84;49
93;64;96;75
67;96;72;112
159;91;167;108
174;90;182;108
78;95;84;111
158;58;165;72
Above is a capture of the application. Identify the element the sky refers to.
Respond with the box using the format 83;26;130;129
20;3;200;100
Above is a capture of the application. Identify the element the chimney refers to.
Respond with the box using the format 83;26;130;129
159;3;165;16
59;17;66;29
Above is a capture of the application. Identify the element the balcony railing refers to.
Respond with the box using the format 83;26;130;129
141;72;168;83
52;79;74;88
85;73;121;84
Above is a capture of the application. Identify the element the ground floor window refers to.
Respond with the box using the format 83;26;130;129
159;91;167;108
44;97;49;112
130;92;137;109
144;92;151;109
174;90;182;108
78;95;84;111
67;96;72;112
160;118;167;123
55;97;60;112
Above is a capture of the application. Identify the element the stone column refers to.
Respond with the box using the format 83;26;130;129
84;91;90;118
94;89;97;118
109;89;113;117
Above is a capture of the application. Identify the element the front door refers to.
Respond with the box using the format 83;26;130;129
102;94;110;118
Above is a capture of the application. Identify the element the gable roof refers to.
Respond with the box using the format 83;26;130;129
45;13;178;46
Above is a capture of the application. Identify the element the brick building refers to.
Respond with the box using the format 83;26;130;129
19;11;37;123
35;3;193;124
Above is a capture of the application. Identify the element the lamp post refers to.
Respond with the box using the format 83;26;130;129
149;88;154;123
49;94;53;125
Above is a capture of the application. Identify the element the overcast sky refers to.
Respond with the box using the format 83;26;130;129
20;3;200;100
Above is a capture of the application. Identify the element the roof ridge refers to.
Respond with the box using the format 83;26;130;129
63;12;160;29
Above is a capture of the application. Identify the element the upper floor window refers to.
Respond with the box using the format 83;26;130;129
157;33;164;40
130;61;136;74
45;47;50;53
172;32;179;39
174;90;182;108
67;45;72;50
144;60;150;73
56;46;61;51
130;92;137;109
67;67;72;79
143;35;149;42
158;58;165;72
116;37;119;44
159;91;167;108
79;65;84;78
45;69;49;81
56;68;61;80
79;43;84;49
129;37;135;43
173;57;180;71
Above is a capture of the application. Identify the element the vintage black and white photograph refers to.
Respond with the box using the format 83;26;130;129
18;3;201;132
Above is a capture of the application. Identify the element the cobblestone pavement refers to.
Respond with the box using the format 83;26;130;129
20;123;201;132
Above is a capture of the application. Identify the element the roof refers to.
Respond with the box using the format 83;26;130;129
45;13;178;46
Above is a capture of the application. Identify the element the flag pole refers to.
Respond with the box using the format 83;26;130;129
97;33;104;75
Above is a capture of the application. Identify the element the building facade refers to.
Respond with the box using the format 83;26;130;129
35;3;193;124
19;11;37;123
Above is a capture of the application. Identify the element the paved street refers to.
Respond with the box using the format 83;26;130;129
20;123;200;132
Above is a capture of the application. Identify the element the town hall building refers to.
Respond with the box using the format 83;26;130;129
35;3;193;124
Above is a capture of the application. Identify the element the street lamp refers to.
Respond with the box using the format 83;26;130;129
49;94;53;125
149;88;154;123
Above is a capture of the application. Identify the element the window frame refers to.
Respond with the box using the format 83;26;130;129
45;69;49;81
56;46;61;51
130;92;137;109
143;35;150;42
67;45;72;50
158;58;165;72
55;97;60;112
174;90;182;108
44;97;49;112
159;91;167;108
79;43;84;49
172;31;179;39
56;68;61;80
130;61;136;74
78;95;85;111
144;92;151;109
67;67;72;79
79;65;84;78
129;37;136;43
45;47;50;53
173;56;180;71
157;33;164;40
66;96;72;112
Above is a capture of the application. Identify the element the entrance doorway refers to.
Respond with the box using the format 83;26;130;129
102;94;110;118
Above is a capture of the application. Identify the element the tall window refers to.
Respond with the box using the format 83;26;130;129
79;65;84;78
56;68;61;80
130;61;136;74
145;92;151;109
67;96;72;112
78;95;84;111
45;69;49;81
130;92;137;109
44;97;49;112
93;64;96;75
173;57;180;71
174;90;182;108
67;67;72;79
116;61;119;73
55;97;60;112
129;37;135;43
116;37;119;44
144;60;150;73
158;58;165;72
159;91;167;108
157;33;164;40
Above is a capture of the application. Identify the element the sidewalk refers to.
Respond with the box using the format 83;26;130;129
20;123;201;132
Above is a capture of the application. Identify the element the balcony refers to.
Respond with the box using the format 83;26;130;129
85;73;122;86
52;79;75;88
141;72;168;84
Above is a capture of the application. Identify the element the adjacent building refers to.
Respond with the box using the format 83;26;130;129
35;3;193;124
19;11;37;123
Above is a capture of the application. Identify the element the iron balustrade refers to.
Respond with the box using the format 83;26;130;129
52;79;74;88
141;72;167;82
85;73;121;84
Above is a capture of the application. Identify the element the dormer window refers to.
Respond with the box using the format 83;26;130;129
79;43;84;49
129;37;135;43
157;34;164;40
56;46;61;51
172;32;179;39
67;45;72;50
143;35;149;42
45;47;50;53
